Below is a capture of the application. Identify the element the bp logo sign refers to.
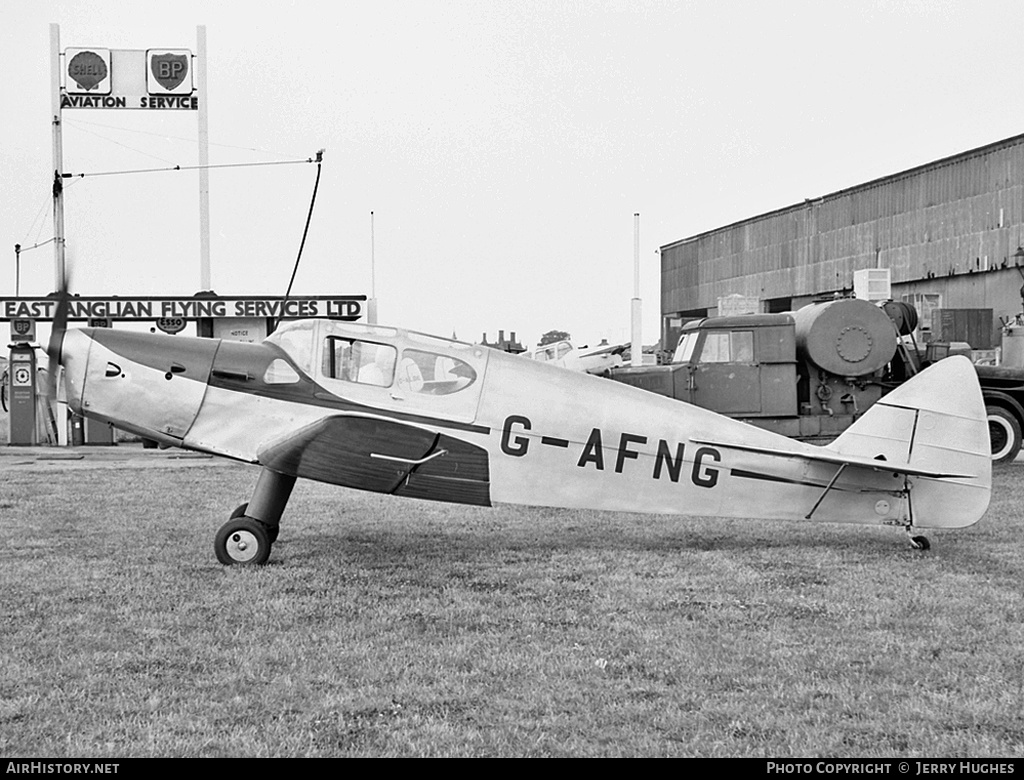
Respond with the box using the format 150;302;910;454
147;50;192;94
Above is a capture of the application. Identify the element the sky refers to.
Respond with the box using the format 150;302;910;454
5;0;1024;349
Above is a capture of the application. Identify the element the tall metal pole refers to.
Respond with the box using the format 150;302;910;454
630;212;642;366
196;25;211;291
367;210;378;324
50;23;66;290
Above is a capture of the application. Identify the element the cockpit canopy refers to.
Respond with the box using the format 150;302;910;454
264;320;482;397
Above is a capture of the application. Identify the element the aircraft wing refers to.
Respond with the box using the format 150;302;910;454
580;342;628;357
258;414;491;506
689;438;978;480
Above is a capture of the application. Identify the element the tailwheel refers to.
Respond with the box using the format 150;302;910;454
215;517;272;566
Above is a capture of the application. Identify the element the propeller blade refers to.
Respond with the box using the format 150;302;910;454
45;269;71;402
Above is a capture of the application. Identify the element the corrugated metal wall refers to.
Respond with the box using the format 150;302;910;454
661;134;1024;316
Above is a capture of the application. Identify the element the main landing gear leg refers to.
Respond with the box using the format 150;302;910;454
214;468;297;566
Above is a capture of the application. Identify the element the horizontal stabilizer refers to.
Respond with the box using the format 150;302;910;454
688;437;976;480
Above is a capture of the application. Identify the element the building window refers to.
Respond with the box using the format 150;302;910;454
901;293;942;341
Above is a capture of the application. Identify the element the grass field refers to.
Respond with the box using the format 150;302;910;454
1;450;1022;757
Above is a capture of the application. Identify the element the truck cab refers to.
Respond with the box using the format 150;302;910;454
611;298;898;443
671;314;798;416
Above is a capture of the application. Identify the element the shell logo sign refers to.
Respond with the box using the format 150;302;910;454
65;48;112;94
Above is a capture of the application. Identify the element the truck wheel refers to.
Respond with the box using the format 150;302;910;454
987;406;1022;463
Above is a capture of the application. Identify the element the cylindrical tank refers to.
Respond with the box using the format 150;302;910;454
1002;324;1024;369
793;298;897;377
880;300;918;337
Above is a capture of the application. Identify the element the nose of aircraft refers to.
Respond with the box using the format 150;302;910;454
55;328;221;445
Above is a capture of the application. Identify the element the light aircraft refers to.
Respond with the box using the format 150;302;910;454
528;339;626;375
47;310;991;565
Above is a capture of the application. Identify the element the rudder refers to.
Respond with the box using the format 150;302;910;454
828;356;991;528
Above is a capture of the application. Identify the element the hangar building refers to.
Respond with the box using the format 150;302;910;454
659;132;1024;353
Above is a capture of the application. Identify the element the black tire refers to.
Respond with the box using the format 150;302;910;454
987;406;1022;463
910;535;931;551
214;517;272;566
228;502;278;542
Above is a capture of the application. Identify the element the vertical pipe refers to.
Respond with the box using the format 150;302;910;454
631;213;642;367
50;24;65;291
367;210;378;324
50;25;68;447
197;25;211;291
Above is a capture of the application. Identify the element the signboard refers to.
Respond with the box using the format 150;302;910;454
0;296;365;322
147;50;193;95
9;319;36;342
155;317;187;334
61;48;198;110
65;48;112;94
213;318;269;344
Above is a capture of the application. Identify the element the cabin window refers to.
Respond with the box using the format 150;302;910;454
700;330;754;364
263;359;300;384
732;331;754;362
322;337;397;387
264;320;315;374
396;349;477;395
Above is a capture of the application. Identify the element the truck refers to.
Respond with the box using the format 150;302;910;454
609;297;1024;463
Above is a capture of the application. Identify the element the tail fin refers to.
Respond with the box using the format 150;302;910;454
829;355;991;528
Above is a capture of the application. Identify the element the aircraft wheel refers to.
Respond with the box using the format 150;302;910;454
215;517;272;566
229;502;278;542
909;535;930;551
987;406;1022;463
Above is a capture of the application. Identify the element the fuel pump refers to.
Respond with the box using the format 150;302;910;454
8;319;38;445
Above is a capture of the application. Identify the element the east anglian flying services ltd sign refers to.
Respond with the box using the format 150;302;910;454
0;296;366;322
61;47;198;110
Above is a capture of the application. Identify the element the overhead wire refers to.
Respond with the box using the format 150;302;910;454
63;116;303;159
61;156;320;179
66;121;180;165
16;119;325;306
281;150;325;316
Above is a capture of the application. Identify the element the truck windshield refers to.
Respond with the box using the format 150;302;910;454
673;332;699;363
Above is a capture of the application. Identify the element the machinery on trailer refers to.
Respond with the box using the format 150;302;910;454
610;297;1024;462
